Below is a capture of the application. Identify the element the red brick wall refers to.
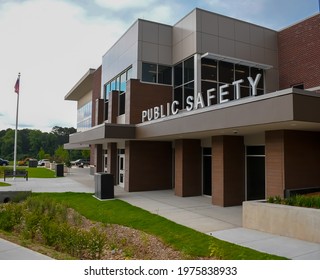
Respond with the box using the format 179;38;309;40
284;130;320;189
125;141;172;192
126;80;173;124
212;136;245;207
266;130;320;198
265;131;285;197
174;139;202;197
278;14;320;90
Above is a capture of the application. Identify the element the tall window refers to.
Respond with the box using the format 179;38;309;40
201;58;264;105
77;101;92;132
104;66;132;119
142;62;172;85
174;56;194;109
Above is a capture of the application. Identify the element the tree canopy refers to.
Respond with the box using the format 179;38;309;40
0;126;84;161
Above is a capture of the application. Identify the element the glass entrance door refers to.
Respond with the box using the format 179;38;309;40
246;146;265;200
202;148;212;196
104;154;108;172
118;154;125;188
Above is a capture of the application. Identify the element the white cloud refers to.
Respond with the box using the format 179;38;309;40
0;0;127;132
95;0;156;11
133;4;176;24
204;0;267;18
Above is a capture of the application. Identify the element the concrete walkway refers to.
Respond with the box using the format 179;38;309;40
1;167;320;260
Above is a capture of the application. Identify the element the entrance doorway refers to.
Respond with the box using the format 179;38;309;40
202;148;212;196
118;150;125;188
104;153;108;172
246;146;265;200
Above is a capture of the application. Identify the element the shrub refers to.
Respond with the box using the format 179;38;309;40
0;203;23;231
268;194;320;209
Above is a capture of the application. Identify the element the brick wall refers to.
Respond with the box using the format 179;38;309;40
278;14;320;90
266;130;320;197
212;136;245;206
125;141;172;192
174;139;202;197
265;131;285;197
126;80;173;124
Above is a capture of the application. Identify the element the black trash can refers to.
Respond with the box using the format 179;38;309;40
95;173;114;199
28;159;38;168
55;164;64;177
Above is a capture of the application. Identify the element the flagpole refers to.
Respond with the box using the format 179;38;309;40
13;73;20;175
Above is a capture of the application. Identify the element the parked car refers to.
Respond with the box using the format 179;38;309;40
0;158;9;166
71;159;90;167
38;159;50;166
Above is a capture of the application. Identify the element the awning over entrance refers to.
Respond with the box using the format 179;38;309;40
68;123;136;145
201;52;273;70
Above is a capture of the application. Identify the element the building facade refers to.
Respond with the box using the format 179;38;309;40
65;9;320;206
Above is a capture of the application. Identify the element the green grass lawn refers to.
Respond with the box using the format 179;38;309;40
25;167;56;178
0;182;11;187
0;166;55;179
33;192;286;260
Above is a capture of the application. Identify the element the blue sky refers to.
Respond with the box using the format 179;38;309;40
0;0;319;132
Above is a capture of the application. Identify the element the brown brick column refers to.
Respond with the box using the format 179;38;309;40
95;144;104;173
108;90;119;123
212;136;245;207
266;130;320;198
265;131;285;197
125;141;172;192
174;139;202;197
107;143;117;181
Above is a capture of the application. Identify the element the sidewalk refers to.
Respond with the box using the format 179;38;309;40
1;167;320;260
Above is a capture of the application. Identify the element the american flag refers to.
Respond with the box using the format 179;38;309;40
14;74;20;94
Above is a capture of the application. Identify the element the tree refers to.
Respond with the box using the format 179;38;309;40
0;126;77;160
54;145;69;163
81;149;90;159
28;130;44;156
51;126;76;147
0;129;15;159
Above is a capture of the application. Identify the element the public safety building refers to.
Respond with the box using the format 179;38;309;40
65;8;320;206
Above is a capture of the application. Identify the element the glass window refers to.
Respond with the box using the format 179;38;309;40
119;93;125;115
103;66;132;118
174;87;183;110
173;57;195;109
120;72;126;92
246;146;265;156
235;64;249;86
219;61;234;84
158;65;172;85
126;67;133;81
111;79;116;91
201;59;265;101
105;83;111;100
201;58;217;82
104;101;108;121
184;57;194;83
184;82;194;107
142;63;157;83
77;101;92;132
174;63;183;86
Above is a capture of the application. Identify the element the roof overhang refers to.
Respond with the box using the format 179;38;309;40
63;143;90;150
201;52;273;70
64;68;96;101
135;88;320;140
68;123;136;145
